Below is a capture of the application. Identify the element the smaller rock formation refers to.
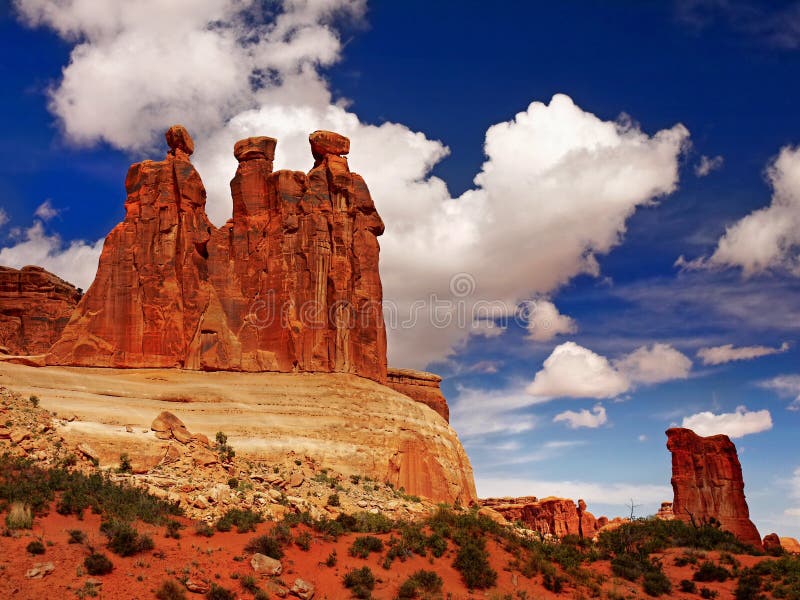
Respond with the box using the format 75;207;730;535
151;411;207;446
763;533;783;554
655;501;675;520
481;496;601;539
386;368;449;421
0;266;81;355
781;537;800;554
666;427;762;548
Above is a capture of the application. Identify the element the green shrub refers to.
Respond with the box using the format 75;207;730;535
29;395;39;408
643;569;672;596
325;550;338;567
327;493;341;507
693;560;731;582
397;569;444;598
700;588;719;599
611;553;646;581
542;570;565;593
680;579;697;593
244;534;284;559
100;520;155;556
118;453;132;474
155;579;187;600
343;566;376;599
227;477;239;489
214;432;235;463
239;574;259;594
5;502;32;529
165;519;182;539
195;522;215;537
734;570;763;600
295;530;312;551
68;529;86;544
26;540;45;555
205;584;235;600
84;552;114;575
452;539;497;590
215;508;262;533
350;535;384;558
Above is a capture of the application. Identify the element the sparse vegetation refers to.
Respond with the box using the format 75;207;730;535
100;519;155;556
397;569;444;599
26;539;45;554
244;533;285;559
453;538;498;590
214;432;235;463
68;529;87;544
327;492;341;507
205;583;235;600
155;579;187;600
84;552;114;575
349;534;384;558
343;566;376;599
5;501;32;529
215;508;262;533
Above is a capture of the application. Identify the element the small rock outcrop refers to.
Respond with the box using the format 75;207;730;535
655;501;675;520
0;266;81;355
666;427;762;548
481;496;600;539
386;368;449;421
48;126;387;382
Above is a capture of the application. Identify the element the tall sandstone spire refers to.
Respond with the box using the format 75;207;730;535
48;126;387;381
666;427;762;548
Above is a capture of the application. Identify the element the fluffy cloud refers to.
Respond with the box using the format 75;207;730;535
553;403;608;429
694;154;724;177
0;221;102;289
449;385;538;438
10;0;690;368
681;406;773;438
614;343;693;384
34;200;59;221
527;341;692;400
683;146;800;275
759;375;800;410
698;342;790;365
526;299;577;342
527;342;629;399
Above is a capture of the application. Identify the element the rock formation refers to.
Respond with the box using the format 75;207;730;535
666;427;762;547
48;126;386;382
0;266;81;355
386;368;449;421
655;501;675;520
481;496;600;538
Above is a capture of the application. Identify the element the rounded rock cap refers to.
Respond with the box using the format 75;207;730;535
234;136;277;162
309;130;350;158
166;125;194;156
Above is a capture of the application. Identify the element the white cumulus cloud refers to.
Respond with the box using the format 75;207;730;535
527;341;692;400
554;403;608;429
614;342;693;384
9;0;690;369
34;200;59;221
698;342;790;365
695;154;724;177
683;145;800;275
681;405;773;438
759;375;800;410
526;299;578;342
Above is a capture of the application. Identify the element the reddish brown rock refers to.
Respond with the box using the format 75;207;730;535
48;126;387;382
0;266;81;355
386;368;449;421
781;537;800;554
481;496;600;539
655;501;675;520
763;533;782;554
666;427;762;548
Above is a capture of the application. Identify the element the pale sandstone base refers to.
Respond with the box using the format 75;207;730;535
0;362;476;504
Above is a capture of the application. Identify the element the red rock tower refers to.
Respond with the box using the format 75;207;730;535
666;427;762;548
48;126;387;381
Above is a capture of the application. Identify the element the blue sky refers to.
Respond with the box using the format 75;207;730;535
1;0;799;537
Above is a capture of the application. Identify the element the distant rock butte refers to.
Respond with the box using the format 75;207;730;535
667;427;762;548
481;496;603;539
47;125;387;383
0;266;81;356
386;368;449;421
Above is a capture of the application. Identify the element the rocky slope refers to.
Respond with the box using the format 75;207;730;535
0;266;81;356
480;496;608;539
48;126;386;382
667;427;762;548
0;361;477;505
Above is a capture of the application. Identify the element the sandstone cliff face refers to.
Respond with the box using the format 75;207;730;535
0;361;477;505
48;126;386;381
386;368;449;421
666;427;762;548
0;266;81;355
481;496;599;539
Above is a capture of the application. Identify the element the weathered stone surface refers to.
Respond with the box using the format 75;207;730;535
781;537;800;554
290;577;315;600
251;553;282;576
0;266;81;355
655;501;675;520
481;496;600;539
48;126;387;383
667;427;762;548
386;368;449;421
764;533;782;554
25;562;55;579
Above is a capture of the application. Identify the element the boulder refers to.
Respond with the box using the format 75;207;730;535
0;266;81;355
666;427;762;548
290;578;315;599
25;562;55;579
764;533;783;554
251;553;282;576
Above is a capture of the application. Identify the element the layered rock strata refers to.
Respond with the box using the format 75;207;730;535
481;496;600;538
666;427;762;547
48;126;387;382
0;266;81;355
386;368;449;421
